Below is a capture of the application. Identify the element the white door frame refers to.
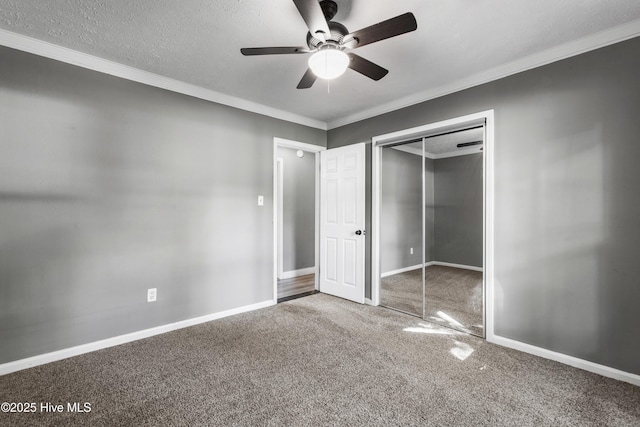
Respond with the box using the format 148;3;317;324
371;110;495;339
276;157;284;280
273;137;326;303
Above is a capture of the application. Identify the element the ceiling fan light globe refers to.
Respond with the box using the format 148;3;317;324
308;49;349;80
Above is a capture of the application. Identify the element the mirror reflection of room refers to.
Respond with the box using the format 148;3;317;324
380;126;485;336
380;140;424;317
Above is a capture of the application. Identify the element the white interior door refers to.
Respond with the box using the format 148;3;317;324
320;143;365;303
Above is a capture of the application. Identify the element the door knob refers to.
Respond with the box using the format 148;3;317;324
355;230;365;235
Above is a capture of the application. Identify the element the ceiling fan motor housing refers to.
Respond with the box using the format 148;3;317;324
307;21;348;49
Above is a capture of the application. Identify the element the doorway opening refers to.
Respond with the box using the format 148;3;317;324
371;111;495;339
273;138;325;303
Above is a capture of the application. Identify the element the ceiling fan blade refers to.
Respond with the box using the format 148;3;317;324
347;53;388;81
346;12;417;49
293;0;331;42
241;47;311;56
297;68;317;89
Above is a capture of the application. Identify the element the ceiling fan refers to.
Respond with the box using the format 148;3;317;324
240;0;417;89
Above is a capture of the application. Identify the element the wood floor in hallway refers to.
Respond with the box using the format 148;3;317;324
277;274;315;300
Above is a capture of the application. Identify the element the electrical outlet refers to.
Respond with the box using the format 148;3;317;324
258;195;264;206
410;247;414;255
147;288;157;302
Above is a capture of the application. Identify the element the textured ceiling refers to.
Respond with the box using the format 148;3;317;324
1;0;640;128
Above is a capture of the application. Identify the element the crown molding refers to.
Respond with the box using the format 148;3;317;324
3;17;640;133
0;29;327;131
327;18;640;130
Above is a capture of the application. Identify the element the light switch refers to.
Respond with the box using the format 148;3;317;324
258;195;264;206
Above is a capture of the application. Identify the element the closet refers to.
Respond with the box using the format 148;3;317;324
379;125;485;336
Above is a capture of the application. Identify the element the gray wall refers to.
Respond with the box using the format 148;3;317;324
433;153;483;267
425;157;435;265
0;46;325;364
328;37;640;375
277;147;315;272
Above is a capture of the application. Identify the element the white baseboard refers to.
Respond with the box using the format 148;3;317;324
431;261;483;272
381;261;483;277
280;267;315;280
381;264;423;278
489;334;640;387
0;299;275;376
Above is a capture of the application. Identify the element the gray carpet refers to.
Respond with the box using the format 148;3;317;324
381;265;484;336
1;293;639;426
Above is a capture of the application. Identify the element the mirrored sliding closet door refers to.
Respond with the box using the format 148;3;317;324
379;126;485;337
